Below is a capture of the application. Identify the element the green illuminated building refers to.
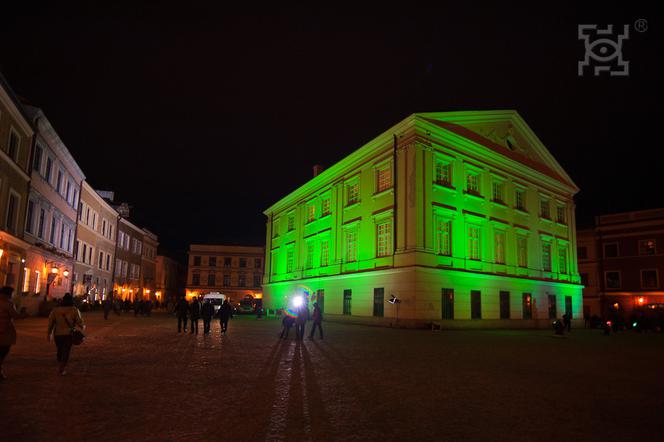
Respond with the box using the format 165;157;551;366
263;111;582;328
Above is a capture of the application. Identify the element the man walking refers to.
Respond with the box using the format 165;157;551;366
103;296;112;320
176;296;189;333
309;302;323;339
190;296;201;334
201;299;214;334
219;300;232;335
295;301;308;340
563;312;572;332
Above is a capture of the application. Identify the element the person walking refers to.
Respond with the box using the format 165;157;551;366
201;299;214;334
295;302;308;340
309;302;323;340
103;297;112;320
47;293;85;376
280;314;294;339
563;312;572;332
176;296;189;333
190;296;201;334
219;300;233;335
0;286;26;381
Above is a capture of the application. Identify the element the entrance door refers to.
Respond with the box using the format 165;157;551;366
442;288;454;319
373;288;384;317
499;291;510;319
565;296;573;318
316;289;325;313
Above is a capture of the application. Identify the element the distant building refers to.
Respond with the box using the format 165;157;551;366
0;73;33;296
72;181;118;301
578;208;664;318
263;111;583;328
114;217;145;300
21;104;84;310
156;254;185;305
186;244;265;303
141;229;159;301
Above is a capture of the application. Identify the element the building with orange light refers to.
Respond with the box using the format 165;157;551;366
140;229;158;301
114;217;145;300
578;208;664;318
186;244;264;303
156;254;185;305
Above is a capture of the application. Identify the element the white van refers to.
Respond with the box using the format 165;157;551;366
203;292;226;312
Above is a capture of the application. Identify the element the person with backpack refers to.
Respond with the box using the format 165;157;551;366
47;293;85;376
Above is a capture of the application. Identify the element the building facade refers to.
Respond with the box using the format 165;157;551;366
21;105;84;311
156;254;185;305
72;181;118;301
578;208;664;318
140;229;158;301
114;217;145;300
263;111;583;328
0;73;32;297
186;244;264;302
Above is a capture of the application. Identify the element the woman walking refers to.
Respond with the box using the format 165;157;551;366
0;286;25;381
47;293;85;376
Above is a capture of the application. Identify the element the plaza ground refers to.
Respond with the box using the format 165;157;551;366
1;313;662;441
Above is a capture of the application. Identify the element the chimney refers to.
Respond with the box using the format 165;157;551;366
313;164;324;177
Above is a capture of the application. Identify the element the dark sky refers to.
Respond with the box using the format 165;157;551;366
1;4;659;262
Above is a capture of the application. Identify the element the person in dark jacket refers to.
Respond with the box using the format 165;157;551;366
201;299;214;334
280;314;294;339
309;302;323;339
563;313;572;332
295;302;308;340
190;297;202;334
103;297;112;320
176;297;189;333
219;300;232;335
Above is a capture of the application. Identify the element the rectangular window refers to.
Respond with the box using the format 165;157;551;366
223;275;231;286
286;248;295;273
45;157;53;183
66;182;72;204
343;289;352;315
8;130;19;161
345;229;358;262
515;188;526;211
209;257;217;267
26;200;34;234
605;271;621;289
373;288;384;317
441;288;454;320
192;273;200;285
346;181;359;205
492;181;505;203
207;273;215;286
305;241;315;269
56;170;63;194
641;269;658;289
468;225;481;261
255;258;261;268
98;251;104;269
306;202;316;223
224;257;232;268
238;273;246;287
494;230;506;264
435;218;452;256
542;242;552;272
376;220;392;257
287;213;295;231
638;239;656;256
577;246;588;260
106;254;111;271
5;192;18;233
375;164;392;193
33;144;43;172
59;224;65;249
35;271;41;293
253;274;261;287
320;240;329;267
239;258;247;268
435;159;452;186
471;290;482;319
22;267;30;293
556;205;566;224
272;219;280;238
540;199;550;219
466;172;480;194
558;246;568;274
499;291;510;319
193;256;201;266
321;197;331;216
548;294;557;319
49;217;57;244
522;293;532;319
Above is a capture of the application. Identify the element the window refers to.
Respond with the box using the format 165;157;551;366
25;200;34;234
494;230;506;264
522;293;532;319
272;218;280;238
603;243;618;258
286;248;295;273
239;258;247;268
435;218;452;256
345;229;358;262
565;296;573;318
556;205;566;224
192;273;200;285
605;271;621;289
542;242;552;272
373;288;384;317
207;272;215;286
321;197;331;216
515;188;526;211
577;246;588;260
72;189;78;208
375;163;392;193
558;246;568;274
49;217;57;244
343;289;352;315
516;235;528;267
238;273;246;287
471;290;482;319
209;257;217;267
287;212;295;231
106;254;111;271
376;219;392;257
641;269;658;289
638;239;656;256
56;170;63;194
33;144;43;172
7;129;19;161
500;291;510;319
193;256;201;266
434;159;452;186
253;274;261;287
346;181;359;205
580;272;589;286
35;271;41;294
98;251;104;269
492;181;505;203
320;240;329;267
45;156;53;183
468;225;481;261
102;219;107;237
254;258;261;268
305;241;315;269
224;257;231;268
466;172;480;194
223;274;231;287
441;288;454;319
5;192;19;233
548;294;557;319
539;198;550;219
22;267;30;293
306;202;316;223
38;209;45;239
66;182;72;204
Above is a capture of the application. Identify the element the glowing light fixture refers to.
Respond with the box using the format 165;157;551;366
63;270;69;277
292;296;303;307
51;267;59;274
637;296;645;305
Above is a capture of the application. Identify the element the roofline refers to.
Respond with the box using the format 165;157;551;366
0;71;35;136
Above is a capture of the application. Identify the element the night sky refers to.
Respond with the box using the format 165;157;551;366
1;4;658;263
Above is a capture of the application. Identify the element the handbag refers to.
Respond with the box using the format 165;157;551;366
62;313;85;345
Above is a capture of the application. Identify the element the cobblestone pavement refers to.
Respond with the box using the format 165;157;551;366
1;312;663;441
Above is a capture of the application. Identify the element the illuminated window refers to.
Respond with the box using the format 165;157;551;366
375;163;392;193
515;188;526;211
539;198;550;219
286;248;295;273
641;269;658;289
492;181;505;203
558;246;568;274
605;271;620;289
35;271;41;293
435;218;452;256
345;229;358;262
467;225;481;261
287;212;295;231
517;235;528;268
494;230;506;264
346;181;360;206
22;268;30;292
321;197;331;216
466;172;480;195
320;240;329;267
376;220;392;257
556;205;566;224
638;239;656;256
542;242;552;272
434;159;452;186
306;202;316;223
305;241;315;269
